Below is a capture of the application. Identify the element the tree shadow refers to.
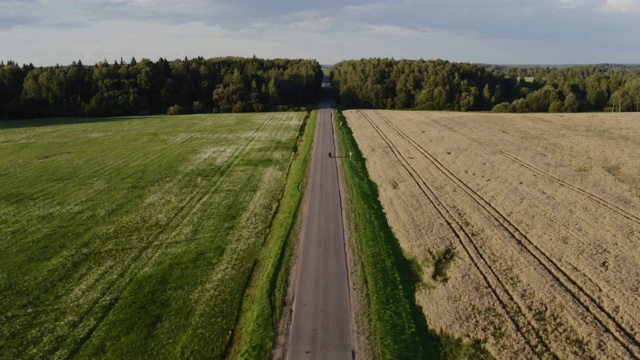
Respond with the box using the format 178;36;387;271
0;115;171;130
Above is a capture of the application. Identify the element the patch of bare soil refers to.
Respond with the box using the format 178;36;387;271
344;110;640;359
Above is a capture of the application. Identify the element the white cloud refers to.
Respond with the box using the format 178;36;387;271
2;0;640;65
344;2;388;16
555;0;602;8
602;0;640;12
288;18;335;33
363;24;430;39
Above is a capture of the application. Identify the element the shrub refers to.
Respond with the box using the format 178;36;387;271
492;102;511;113
167;104;185;115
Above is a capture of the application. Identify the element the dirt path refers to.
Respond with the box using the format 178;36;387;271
345;110;640;360
282;85;354;359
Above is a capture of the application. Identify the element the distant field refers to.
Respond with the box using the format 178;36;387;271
0;113;306;358
345;110;640;359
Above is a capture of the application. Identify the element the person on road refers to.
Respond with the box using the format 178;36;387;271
329;152;332;158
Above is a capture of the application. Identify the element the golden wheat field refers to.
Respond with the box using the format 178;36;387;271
344;110;640;359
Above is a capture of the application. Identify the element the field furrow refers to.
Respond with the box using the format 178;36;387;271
378;110;640;357
345;110;640;359
360;111;546;358
431;118;640;224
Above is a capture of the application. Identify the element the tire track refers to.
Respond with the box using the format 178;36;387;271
358;111;555;359
0;127;201;289
374;111;640;359
3;124;201;240
1;128;143;190
51;114;278;359
432;118;640;225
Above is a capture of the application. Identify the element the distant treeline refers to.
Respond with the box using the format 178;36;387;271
331;58;640;112
0;57;323;119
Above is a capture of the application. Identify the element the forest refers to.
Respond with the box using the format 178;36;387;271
330;58;640;112
4;57;640;118
0;57;322;119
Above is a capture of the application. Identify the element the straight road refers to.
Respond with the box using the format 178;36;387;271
285;81;354;359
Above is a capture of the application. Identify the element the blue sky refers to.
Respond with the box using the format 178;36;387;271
1;0;639;66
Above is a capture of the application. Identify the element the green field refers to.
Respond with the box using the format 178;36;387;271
231;111;316;359
0;112;308;359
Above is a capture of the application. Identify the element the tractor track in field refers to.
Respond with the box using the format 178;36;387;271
50;114;279;359
431;118;640;225
1;128;207;313
360;111;554;358
4;124;204;238
373;110;640;359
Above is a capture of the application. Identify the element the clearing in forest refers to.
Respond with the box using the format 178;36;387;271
344;110;640;359
0;112;306;359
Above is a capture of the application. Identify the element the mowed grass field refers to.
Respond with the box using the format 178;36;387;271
0;112;307;358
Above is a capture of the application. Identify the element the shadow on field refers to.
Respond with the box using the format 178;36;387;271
0;115;174;129
335;109;436;358
335;109;493;359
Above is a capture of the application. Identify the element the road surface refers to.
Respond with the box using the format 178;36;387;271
285;81;354;359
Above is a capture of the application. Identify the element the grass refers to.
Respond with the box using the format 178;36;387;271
334;109;437;359
603;162;621;176
230;110;317;359
432;245;456;283
334;109;493;360
0;112;306;359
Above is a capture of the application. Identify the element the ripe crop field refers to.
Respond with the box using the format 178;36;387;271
0;112;306;358
344;110;640;359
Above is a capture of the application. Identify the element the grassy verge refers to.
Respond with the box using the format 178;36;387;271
230;110;317;359
334;109;493;359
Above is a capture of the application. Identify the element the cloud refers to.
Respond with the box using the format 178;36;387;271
363;24;430;39
602;0;640;12
288;18;335;33
2;0;640;66
344;2;389;16
0;1;40;29
0;14;37;30
0;0;317;34
555;0;602;8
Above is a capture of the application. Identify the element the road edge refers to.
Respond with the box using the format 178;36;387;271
271;113;319;360
332;109;368;359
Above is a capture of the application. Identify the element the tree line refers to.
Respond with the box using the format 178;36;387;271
330;58;640;112
0;57;323;119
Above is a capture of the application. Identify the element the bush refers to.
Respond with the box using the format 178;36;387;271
192;101;210;114
432;245;456;282
548;100;564;113
510;98;530;113
492;102;511;113
167;104;185;115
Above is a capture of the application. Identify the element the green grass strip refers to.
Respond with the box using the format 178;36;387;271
334;109;436;359
231;110;317;359
334;109;493;360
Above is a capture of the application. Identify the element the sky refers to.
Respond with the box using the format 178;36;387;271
1;0;640;66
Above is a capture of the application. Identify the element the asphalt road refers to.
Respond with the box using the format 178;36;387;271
285;83;354;359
